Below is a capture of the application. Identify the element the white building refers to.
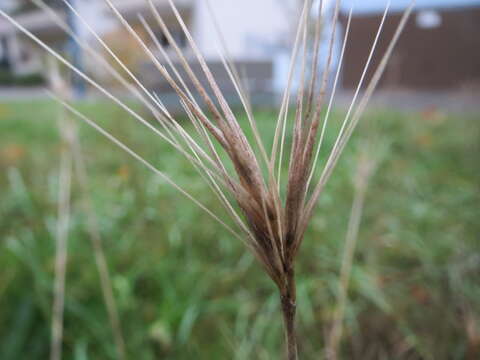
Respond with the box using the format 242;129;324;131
0;0;302;95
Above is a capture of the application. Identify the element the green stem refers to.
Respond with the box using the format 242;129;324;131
281;269;298;360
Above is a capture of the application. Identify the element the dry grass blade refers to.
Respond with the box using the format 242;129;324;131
71;130;127;360
325;144;380;360
50;110;73;360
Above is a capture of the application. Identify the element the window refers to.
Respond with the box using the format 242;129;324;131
155;29;187;49
0;37;10;70
416;10;442;29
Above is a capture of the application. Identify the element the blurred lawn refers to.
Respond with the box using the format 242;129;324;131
0;99;479;359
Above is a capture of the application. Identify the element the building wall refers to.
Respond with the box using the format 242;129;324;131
192;0;294;61
340;6;480;90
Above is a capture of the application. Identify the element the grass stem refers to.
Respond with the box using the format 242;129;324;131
280;269;298;360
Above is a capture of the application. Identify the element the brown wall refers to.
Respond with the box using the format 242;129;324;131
340;7;480;90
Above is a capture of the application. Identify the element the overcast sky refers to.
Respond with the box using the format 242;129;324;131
339;0;480;13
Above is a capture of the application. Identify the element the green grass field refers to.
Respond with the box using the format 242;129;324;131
0;99;479;359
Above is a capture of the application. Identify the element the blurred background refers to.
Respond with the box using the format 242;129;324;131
0;0;479;359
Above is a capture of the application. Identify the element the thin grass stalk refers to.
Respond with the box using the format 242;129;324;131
47;60;128;359
50;108;73;360
281;266;298;360
70;130;127;360
325;148;379;360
